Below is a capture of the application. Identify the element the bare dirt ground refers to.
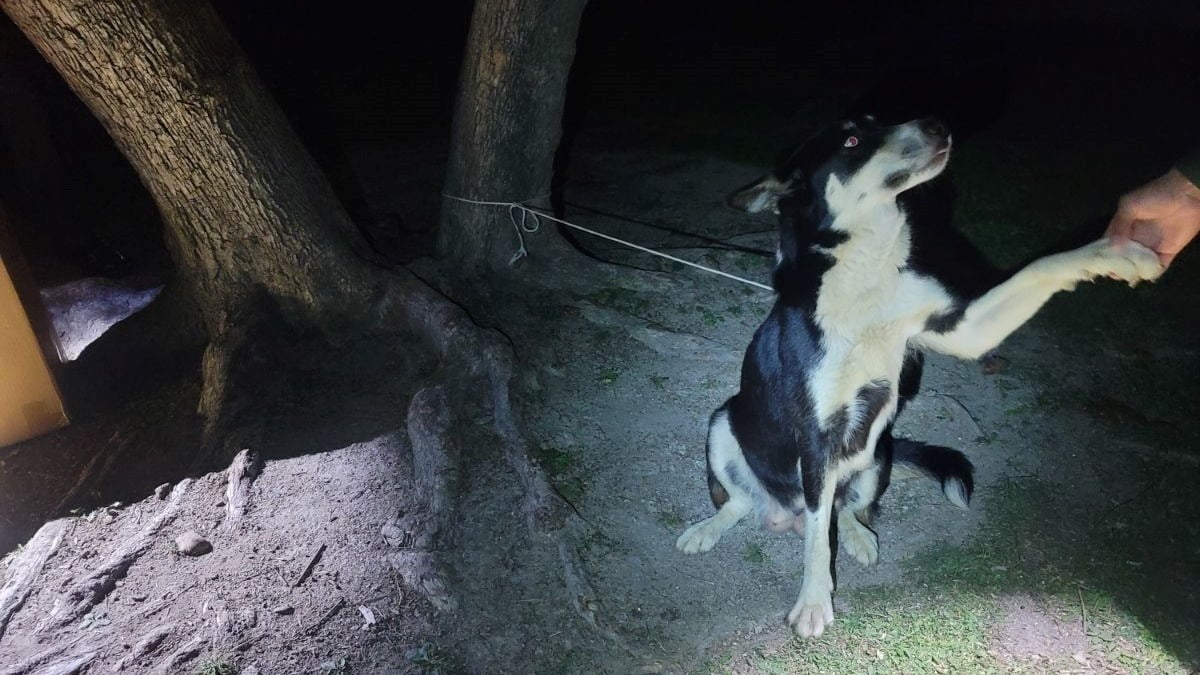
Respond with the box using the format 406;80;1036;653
2;40;1199;675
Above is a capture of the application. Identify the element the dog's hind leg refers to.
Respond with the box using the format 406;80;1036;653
676;409;754;554
676;497;753;554
837;466;881;566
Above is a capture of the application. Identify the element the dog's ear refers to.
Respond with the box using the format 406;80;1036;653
727;174;792;214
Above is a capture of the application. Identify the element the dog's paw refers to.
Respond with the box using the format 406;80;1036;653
838;515;878;566
1078;239;1164;286
675;518;723;554
787;591;835;638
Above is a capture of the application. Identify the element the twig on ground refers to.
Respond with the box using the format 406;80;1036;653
299;598;346;637
293;543;326;587
926;389;986;436
50;431;120;514
1078;586;1088;635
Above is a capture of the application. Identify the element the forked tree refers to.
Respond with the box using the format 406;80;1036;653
0;0;385;435
1;0;603;654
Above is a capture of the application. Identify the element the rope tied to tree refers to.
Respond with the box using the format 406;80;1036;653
442;194;775;292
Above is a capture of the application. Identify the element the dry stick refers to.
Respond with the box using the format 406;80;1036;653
293;543;326;587
0;519;68;639
222;448;260;530
298;598;347;637
1078;586;1088;636
50;431;120;514
926;389;986;436
36;479;193;634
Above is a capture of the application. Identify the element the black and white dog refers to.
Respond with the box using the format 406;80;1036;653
675;116;1162;637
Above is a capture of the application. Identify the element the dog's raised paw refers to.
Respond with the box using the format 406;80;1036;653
838;515;879;566
1079;239;1164;286
787;592;835;638
675;518;723;554
1114;240;1164;285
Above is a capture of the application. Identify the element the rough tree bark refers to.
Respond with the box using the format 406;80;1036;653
438;0;589;270
0;0;380;434
1;0;620;661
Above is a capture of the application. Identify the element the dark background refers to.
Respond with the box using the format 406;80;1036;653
1;0;1197;282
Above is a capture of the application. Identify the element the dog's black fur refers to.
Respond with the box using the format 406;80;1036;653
677;115;1162;637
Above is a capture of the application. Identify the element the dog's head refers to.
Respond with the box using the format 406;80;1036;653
729;116;952;219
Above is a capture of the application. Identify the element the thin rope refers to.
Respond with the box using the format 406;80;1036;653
443;194;774;292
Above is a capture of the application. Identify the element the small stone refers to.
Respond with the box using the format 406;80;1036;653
271;605;294;616
132;593;147;602
175;531;212;556
154;483;171;499
381;520;405;546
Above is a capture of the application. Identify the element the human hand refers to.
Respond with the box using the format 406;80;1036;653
1105;168;1200;267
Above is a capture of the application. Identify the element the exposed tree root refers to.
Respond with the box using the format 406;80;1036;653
36;480;192;634
154;636;205;674
374;273;631;649
222;448;260;531
407;386;455;525
393;385;457;612
0;519;68;640
111;624;174;672
0;640;95;675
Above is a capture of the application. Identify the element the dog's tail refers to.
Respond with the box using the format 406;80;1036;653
892;438;974;509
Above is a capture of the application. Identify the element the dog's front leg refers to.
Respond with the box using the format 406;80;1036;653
787;475;837;638
915;238;1162;359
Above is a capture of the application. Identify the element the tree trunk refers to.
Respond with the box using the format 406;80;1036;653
438;0;588;271
0;0;388;439
0;0;372;337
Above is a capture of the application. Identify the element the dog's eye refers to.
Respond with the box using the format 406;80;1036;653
843;136;859;148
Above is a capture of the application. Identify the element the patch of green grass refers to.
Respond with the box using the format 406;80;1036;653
531;445;574;477
697;306;724;326
198;659;236;675
657;508;686;530
743;479;1197;673
973;431;998;445
1002;402;1033;418
582;528;631;557
590;287;652;315
755;587;993;674
406;640;454;674
649;374;670;389
742;541;767;564
555;476;587;504
80;609;110;630
531;445;586;503
597;367;620;385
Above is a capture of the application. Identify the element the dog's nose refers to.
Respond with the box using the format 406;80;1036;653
920;117;949;139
